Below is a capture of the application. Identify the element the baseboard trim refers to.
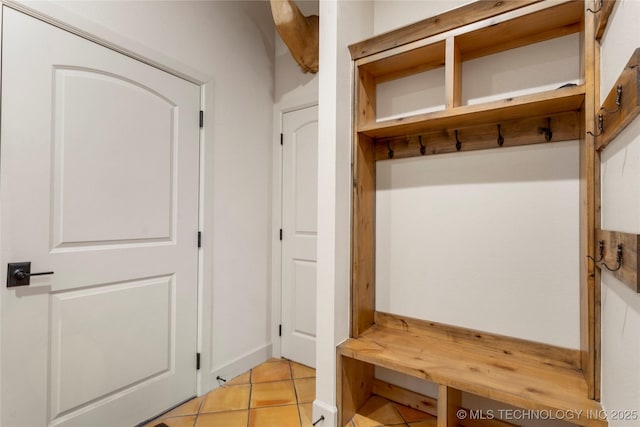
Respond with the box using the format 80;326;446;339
207;342;273;392
313;399;338;427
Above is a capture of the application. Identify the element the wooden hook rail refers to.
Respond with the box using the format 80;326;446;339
595;48;639;151
594;229;640;292
373;112;578;161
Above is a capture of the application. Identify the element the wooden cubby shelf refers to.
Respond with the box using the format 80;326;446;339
359;85;585;139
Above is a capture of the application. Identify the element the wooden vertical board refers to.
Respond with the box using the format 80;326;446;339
352;133;376;337
579;4;597;399
357;68;377;126
593;33;603;402
595;229;640;292
445;37;462;109
596;48;640;151
437;385;461;427
594;0;617;40
339;356;374;427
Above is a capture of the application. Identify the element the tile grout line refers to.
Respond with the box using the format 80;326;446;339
288;360;305;427
192;392;207;427
246;368;253;427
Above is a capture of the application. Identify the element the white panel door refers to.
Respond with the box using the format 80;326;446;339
0;8;200;427
281;105;318;368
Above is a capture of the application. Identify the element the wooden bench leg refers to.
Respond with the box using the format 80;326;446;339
438;385;462;427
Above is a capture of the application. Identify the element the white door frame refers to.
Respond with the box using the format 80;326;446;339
0;0;217;412
271;101;318;361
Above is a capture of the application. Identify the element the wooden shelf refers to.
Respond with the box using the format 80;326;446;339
358;85;585;139
339;313;606;427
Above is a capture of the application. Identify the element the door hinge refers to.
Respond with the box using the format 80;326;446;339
279;229;283;241
279;324;282;337
199;110;204;128
198;231;202;248
196;352;201;370
280;133;283;145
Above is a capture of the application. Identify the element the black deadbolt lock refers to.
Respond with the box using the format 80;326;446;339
7;262;54;287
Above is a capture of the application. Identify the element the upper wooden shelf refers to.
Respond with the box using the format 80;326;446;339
358;84;585;139
349;0;541;60
355;0;583;82
338;312;606;427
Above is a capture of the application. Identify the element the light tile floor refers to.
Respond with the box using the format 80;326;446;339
145;358;435;427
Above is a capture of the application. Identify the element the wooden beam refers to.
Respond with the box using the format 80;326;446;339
596;48;640;151
348;0;541;60
595;229;640;292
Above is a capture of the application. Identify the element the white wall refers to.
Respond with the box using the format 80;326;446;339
376;141;580;348
373;0;470;35
599;0;640;424
19;0;276;393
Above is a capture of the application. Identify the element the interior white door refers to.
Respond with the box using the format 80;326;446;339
281;105;318;368
0;7;200;427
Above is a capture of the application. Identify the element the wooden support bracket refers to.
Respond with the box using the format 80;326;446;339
595;229;640;292
595;48;640;151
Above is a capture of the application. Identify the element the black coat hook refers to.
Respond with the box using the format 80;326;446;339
418;136;426;155
587;114;604;137
587;240;605;263
539;118;552;142
497;124;504;147
601;84;622;114
601;243;623;272
455;130;462;151
387;140;394;159
587;0;603;13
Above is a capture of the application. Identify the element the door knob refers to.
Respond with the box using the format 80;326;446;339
7;262;54;287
